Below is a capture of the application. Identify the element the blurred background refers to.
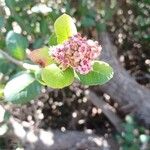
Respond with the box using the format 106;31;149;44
0;0;150;150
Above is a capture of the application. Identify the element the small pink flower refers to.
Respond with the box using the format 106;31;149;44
50;33;102;74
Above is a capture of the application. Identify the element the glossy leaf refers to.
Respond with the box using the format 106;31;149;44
6;31;28;60
4;73;41;104
76;61;114;85
54;14;77;44
41;64;74;89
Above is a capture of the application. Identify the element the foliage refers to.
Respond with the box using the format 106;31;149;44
0;12;114;104
132;0;150;42
4;72;41;104
0;0;149;149
41;64;74;89
116;115;150;150
54;13;77;43
76;61;113;85
39;14;113;88
6;31;28;60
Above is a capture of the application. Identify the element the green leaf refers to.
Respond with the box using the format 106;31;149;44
40;17;49;35
28;46;54;67
6;31;29;60
123;132;134;143
54;14;77;44
41;64;74;89
5;0;15;9
4;73;41;104
76;61;114;86
81;17;95;27
33;38;45;49
0;16;4;29
0;54;16;75
0;39;5;49
34;69;46;85
49;33;57;46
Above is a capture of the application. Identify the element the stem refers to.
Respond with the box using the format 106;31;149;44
0;49;40;71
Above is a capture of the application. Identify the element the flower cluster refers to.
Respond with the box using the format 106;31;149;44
51;33;102;74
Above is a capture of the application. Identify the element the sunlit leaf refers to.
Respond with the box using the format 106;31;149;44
76;61;114;85
41;64;74;89
54;14;77;44
4;73;41;104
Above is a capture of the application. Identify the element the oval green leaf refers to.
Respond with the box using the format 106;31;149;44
4;73;41;104
6;31;28;60
54;14;77;44
76;61;114;86
41;64;74;89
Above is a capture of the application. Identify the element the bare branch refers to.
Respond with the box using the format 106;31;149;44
0;49;39;71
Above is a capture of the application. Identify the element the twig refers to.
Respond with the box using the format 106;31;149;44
0;49;39;71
